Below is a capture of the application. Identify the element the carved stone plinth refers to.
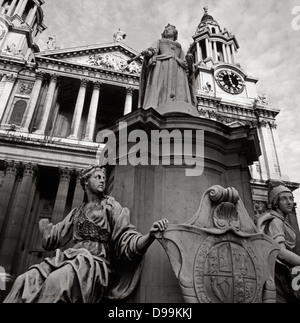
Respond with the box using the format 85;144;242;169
104;108;262;302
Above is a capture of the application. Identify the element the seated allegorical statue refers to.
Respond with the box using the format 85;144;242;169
138;23;196;110
4;165;168;303
257;181;300;303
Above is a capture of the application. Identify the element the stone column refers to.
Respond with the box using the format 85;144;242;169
222;43;228;63
196;42;202;62
0;75;16;123
83;81;101;142
15;0;28;17
124;87;134;115
0;161;21;233
0;163;38;273
226;45;232;64
71;170;85;210
6;0;18;16
25;2;38;26
212;41;217;62
52;167;72;224
20;72;44;133
205;38;210;58
35;74;59;135
231;44;237;64
68;79;88;140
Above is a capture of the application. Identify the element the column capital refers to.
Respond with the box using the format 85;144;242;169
257;119;268;128
36;71;46;81
126;86;134;95
93;81;102;90
49;73;59;83
4;160;22;176
5;74;17;82
79;78;89;88
58;167;72;182
21;162;39;178
269;121;277;129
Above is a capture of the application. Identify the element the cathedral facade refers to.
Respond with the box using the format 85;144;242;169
0;1;298;302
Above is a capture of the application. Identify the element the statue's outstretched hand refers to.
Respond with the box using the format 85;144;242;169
149;219;169;237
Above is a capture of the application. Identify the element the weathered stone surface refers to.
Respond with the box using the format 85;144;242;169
155;185;280;303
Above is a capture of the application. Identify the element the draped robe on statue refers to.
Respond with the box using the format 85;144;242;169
139;38;195;109
257;210;300;303
4;196;144;303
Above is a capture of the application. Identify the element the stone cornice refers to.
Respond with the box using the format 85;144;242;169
37;42;140;59
197;95;279;119
0;132;99;169
35;57;140;87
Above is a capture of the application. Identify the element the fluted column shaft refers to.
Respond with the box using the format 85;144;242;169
69;79;88;140
52;167;72;224
0;161;21;233
124;87;134;115
20;72;44;133
35;74;58;135
84;82;101;141
0;163;38;273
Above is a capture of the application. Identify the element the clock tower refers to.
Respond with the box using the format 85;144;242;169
190;6;258;105
189;7;300;237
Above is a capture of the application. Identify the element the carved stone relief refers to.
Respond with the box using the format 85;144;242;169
86;53;141;75
17;82;34;96
2;43;24;57
155;185;280;303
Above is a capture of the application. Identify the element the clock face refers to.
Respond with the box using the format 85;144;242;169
216;70;244;94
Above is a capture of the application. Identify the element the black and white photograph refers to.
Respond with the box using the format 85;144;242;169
0;0;300;310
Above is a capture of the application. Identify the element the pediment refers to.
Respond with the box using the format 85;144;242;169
36;42;142;75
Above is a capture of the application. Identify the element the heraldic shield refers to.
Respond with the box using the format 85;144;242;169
154;185;280;303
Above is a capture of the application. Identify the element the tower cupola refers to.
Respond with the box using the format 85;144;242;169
190;6;239;66
0;0;47;62
196;6;222;34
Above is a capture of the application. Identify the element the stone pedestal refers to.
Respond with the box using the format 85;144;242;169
102;106;261;303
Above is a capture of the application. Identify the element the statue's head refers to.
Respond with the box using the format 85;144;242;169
80;165;107;194
268;181;294;214
161;23;178;41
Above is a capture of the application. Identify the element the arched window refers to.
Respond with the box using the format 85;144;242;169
8;99;27;126
212;27;216;34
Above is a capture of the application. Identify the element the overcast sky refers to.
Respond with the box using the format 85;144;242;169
37;0;300;207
